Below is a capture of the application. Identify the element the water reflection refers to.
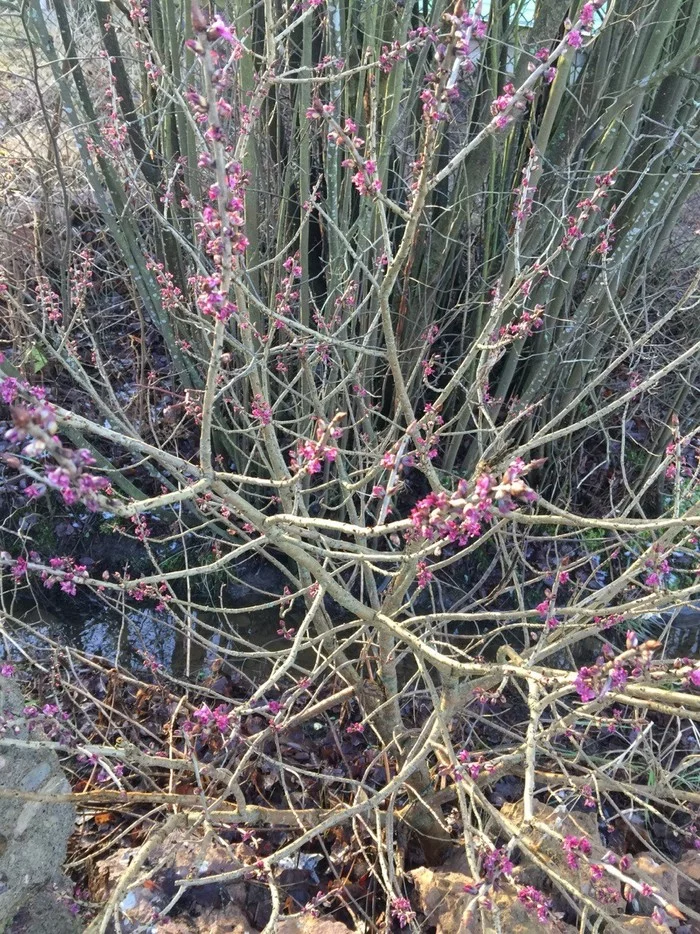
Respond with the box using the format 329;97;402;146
2;596;699;678
0;595;295;681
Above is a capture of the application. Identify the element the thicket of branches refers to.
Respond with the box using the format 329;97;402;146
0;0;699;930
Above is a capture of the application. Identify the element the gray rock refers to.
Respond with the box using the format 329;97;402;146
0;676;77;933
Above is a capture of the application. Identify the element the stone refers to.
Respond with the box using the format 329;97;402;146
677;851;700;912
275;918;352;933
408;866;578;934
634;852;679;915
408;867;473;933
616;918;672;934
498;799;625;910
0;675;77;933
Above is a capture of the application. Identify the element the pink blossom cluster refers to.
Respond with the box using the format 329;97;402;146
289;416;343;475
411;404;443;462
664;436;696;480
443;4;488;55
513;149;539;222
35;276;62;323
147;259;184;311
535;598;560;631
323;115;382;197
490;82;533;130
580;3;597;28
673;657;700;688
83;73;129;158
379;41;405;74
517;885;554;923
529;48;557;83
70;249;94;310
128;0;148;23
390;897;415;928
187;9;245;59
455;749;494;781
562;834;592;870
492;304;544;344
408;458;539;546
41;556;89;597
416;560;433;589
594;219;616;256
643;551;670;589
572;634;660;702
419;85;449;124
194;161;250;266
274;254;302;321
251;393;272;426
182;702;234;734
0;701;72;744
2;388;110;508
184;13;250;321
481;846;514;880
561;167;618;250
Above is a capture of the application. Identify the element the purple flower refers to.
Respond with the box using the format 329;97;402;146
574;666;599;702
390;897;415;928
46;467;72;491
208;15;235;43
0;664;15;677
60;579;77;597
563;835;591;869
212;705;231;731
0;377;19;404
580;3;596;28
609;665;628;689
567;29;583;48
192;703;215;726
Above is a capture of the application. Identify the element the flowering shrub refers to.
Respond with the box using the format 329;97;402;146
0;0;698;930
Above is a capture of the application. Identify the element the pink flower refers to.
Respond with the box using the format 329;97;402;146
0;377;19;404
1;664;15;677
574;666;599;702
562;835;591;869
580;3;595;28
251;394;272;425
567;29;583;48
208;16;235;43
192;703;215;726
416;560;433;589
390;897;415;928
